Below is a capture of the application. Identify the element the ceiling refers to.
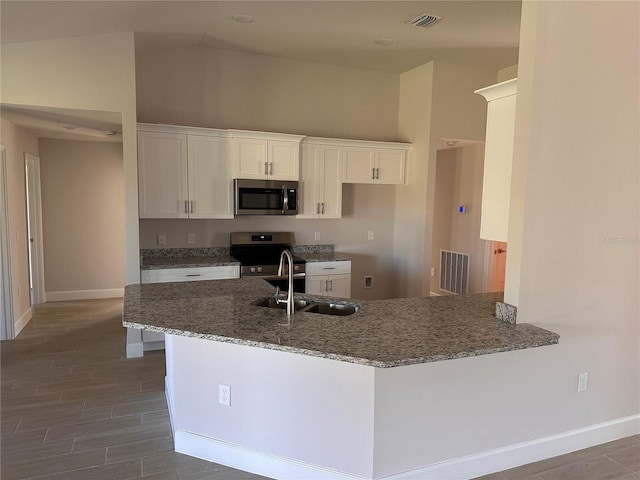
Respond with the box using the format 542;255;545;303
0;1;522;141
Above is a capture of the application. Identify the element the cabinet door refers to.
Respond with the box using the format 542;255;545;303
375;149;406;185
326;274;351;298
480;93;516;242
138;131;188;218
268;140;299;180
319;146;342;218
234;138;268;179
188;136;233;219
342;147;375;183
298;145;321;218
305;275;328;295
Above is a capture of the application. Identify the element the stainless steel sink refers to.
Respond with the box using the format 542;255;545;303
253;297;360;316
253;297;312;311
303;302;360;316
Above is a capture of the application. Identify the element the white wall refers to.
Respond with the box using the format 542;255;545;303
136;46;400;142
0;118;39;333
395;61;496;298
1;33;139;286
430;144;486;295
39;139;125;298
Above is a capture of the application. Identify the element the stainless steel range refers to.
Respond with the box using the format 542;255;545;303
230;232;305;292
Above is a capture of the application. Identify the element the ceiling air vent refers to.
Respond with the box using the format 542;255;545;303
406;14;443;28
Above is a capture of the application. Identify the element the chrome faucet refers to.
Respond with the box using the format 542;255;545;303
275;249;295;317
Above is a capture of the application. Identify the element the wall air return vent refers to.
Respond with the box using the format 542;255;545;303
406;14;443;28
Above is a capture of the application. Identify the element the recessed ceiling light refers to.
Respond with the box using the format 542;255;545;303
232;14;255;24
374;38;394;46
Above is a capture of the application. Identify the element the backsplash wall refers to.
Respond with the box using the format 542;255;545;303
139;184;397;300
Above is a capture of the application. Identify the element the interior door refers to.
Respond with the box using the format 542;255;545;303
486;241;507;292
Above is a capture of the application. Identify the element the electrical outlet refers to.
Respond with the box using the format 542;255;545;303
314;232;321;241
219;384;231;406
187;233;196;244
577;372;589;392
431;267;436;277
367;230;374;241
157;234;166;246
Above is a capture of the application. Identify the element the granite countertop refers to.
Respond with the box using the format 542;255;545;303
295;252;352;263
141;255;239;270
123;278;559;368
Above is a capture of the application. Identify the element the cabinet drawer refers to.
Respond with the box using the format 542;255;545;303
141;265;240;284
305;261;351;276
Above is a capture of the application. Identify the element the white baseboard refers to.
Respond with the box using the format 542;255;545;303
382;414;640;480
14;307;32;336
171;414;639;480
174;430;368;480
46;288;124;302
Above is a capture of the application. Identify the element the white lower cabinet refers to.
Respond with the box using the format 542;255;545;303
305;261;351;298
140;265;240;344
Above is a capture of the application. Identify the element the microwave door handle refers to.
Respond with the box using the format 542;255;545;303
282;186;288;214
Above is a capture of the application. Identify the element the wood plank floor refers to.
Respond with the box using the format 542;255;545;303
1;298;638;479
1;298;268;480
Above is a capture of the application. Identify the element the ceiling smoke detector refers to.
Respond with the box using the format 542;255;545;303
406;14;443;29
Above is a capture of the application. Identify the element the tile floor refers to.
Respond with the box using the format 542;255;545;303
1;298;638;480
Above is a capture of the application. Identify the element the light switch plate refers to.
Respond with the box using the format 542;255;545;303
187;233;196;244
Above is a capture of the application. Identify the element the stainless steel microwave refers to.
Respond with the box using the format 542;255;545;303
234;179;298;216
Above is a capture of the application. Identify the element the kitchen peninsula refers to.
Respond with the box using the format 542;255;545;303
123;278;559;479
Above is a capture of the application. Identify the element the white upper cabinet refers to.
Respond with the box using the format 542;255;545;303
475;78;517;242
298;142;342;219
231;132;304;181
341;142;409;185
187;135;232;219
137;124;233;219
138;131;189;219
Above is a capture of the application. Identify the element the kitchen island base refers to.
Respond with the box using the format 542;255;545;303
164;333;581;480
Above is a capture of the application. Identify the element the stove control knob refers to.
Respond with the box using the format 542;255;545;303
294;265;299;271
257;266;263;273
250;267;256;273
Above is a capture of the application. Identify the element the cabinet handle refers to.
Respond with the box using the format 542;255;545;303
372;167;375;180
264;162;269;175
325;280;329;292
185;274;202;277
323;267;336;270
184;200;189;214
328;279;333;292
190;200;195;214
316;203;320;214
321;202;325;214
269;162;273;175
376;167;380;179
